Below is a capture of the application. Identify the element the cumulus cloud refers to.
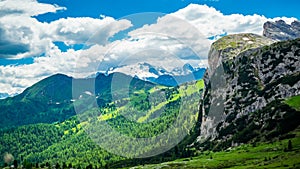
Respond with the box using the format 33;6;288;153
0;0;59;58
0;15;132;58
0;45;98;94
0;42;124;94
0;27;30;57
95;34;207;74
0;0;132;58
127;4;298;64
127;14;211;62
0;0;133;94
0;3;298;95
172;4;297;36
0;0;66;17
48;17;132;45
112;4;297;74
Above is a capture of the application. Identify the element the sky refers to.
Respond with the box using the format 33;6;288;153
0;0;299;96
35;0;300;21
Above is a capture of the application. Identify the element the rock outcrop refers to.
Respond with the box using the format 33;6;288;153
263;20;300;41
197;33;300;150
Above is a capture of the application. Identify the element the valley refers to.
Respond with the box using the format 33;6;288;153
1;35;300;169
0;75;204;168
1;0;300;168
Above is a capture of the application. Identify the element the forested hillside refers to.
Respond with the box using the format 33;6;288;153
0;79;204;168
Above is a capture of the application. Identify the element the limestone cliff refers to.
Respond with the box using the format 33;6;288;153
197;34;300;150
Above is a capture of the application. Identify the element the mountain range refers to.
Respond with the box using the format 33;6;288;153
96;62;206;87
0;20;300;168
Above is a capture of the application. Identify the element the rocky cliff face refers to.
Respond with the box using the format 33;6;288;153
197;33;300;150
263;20;300;41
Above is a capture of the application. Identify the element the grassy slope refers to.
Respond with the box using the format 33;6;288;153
285;95;300;111
129;95;300;168
130;127;300;169
138;80;204;123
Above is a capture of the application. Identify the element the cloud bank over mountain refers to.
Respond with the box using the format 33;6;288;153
0;0;297;95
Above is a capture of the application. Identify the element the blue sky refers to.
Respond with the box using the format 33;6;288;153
36;0;299;22
2;0;300;66
0;0;299;95
3;0;299;66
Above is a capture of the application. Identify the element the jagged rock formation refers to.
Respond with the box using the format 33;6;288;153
263;20;300;41
197;33;300;150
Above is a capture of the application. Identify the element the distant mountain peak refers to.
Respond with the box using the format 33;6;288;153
101;62;206;86
183;63;195;72
263;20;300;41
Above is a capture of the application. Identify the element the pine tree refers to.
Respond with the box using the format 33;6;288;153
62;162;67;169
46;162;50;168
55;163;60;169
13;160;18;169
288;140;292;150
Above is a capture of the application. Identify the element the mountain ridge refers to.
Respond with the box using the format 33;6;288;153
263;20;300;41
103;62;206;86
0;72;158;128
1;32;300;168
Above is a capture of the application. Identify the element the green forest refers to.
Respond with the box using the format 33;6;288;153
0;79;205;168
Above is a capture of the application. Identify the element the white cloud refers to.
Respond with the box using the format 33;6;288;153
96;34;206;73
0;0;59;59
128;14;211;60
0;0;133;94
0;0;66;17
47;17;132;45
171;4;297;36
0;45;104;94
128;4;298;53
0;15;50;58
0;0;132;58
116;4;297;74
0;15;132;58
0;3;298;95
